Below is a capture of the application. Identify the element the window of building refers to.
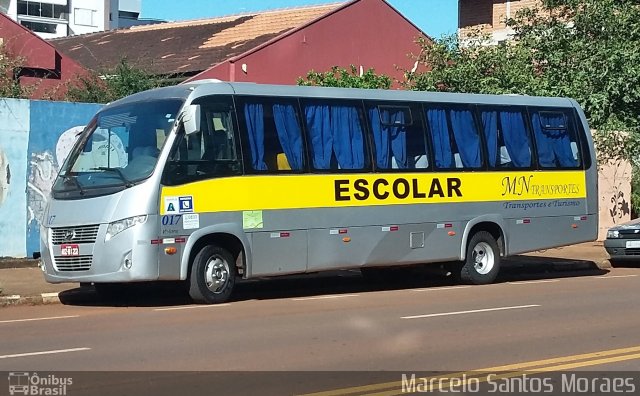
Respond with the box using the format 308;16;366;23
17;1;67;19
20;20;57;34
74;7;97;27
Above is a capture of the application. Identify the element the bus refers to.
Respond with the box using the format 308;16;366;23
39;81;598;304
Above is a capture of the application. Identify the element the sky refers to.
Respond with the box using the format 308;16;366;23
140;0;459;39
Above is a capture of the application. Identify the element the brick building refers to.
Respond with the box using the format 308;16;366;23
459;0;539;43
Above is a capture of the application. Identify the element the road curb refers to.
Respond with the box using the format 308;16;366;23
0;292;61;307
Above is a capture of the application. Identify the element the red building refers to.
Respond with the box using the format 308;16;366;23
51;0;427;87
0;13;88;99
189;0;428;85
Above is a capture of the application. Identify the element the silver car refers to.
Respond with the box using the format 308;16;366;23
604;219;640;262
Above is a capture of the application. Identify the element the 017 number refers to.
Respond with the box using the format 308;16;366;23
161;215;182;226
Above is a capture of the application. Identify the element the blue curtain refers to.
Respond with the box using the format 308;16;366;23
272;104;303;170
500;111;531;167
369;107;389;168
331;106;364;169
244;103;267;170
426;108;453;168
304;105;332;169
369;108;407;169
532;112;578;167
481;111;499;167
450;110;481;167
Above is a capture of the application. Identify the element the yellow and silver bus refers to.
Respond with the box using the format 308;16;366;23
40;81;598;303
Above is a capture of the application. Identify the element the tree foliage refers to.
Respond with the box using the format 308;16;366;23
297;65;392;89
64;59;170;103
0;43;32;99
405;0;640;163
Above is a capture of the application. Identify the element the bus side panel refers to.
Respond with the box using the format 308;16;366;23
504;200;595;255
249;230;308;276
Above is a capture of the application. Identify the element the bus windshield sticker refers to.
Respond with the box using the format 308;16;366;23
243;211;264;229
183;213;200;230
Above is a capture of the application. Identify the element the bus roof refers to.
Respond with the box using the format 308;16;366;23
105;80;577;110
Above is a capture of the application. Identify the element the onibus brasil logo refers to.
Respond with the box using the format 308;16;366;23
8;372;72;395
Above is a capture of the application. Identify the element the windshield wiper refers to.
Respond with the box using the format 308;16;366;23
60;174;85;196
90;167;134;188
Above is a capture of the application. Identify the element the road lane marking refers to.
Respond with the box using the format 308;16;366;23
596;275;638;279
0;348;90;360
508;279;559;285
410;286;472;292
367;353;640;396
401;304;540;320
301;345;640;396
292;294;359;301
154;304;230;311
0;315;80;324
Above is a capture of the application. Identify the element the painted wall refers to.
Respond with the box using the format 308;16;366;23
0;98;102;258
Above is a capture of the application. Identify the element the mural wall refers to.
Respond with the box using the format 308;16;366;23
0;98;102;257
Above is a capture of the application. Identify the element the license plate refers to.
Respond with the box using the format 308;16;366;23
60;244;80;256
626;241;640;248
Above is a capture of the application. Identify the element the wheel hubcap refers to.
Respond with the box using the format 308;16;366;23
473;242;494;275
204;257;229;293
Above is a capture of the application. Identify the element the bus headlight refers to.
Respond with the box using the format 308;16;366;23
607;230;620;239
105;215;147;241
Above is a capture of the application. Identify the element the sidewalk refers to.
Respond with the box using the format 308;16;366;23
0;242;611;307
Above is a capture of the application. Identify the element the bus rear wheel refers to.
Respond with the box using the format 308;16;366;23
189;245;236;304
460;231;500;285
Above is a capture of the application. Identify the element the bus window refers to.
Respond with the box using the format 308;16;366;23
238;98;305;173
480;108;533;169
302;100;369;171
531;110;581;168
425;105;483;170
163;98;241;185
366;103;429;170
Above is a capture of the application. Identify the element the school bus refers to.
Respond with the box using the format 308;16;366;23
39;81;598;303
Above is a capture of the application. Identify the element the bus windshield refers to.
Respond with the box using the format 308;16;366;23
53;99;183;197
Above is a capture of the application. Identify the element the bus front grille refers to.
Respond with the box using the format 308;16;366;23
54;256;92;271
51;225;100;245
625;248;640;256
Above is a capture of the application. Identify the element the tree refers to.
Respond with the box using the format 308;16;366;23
0;43;32;98
405;0;640;163
297;65;392;89
64;59;171;103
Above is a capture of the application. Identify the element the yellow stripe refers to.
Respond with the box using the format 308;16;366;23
161;171;586;214
300;345;640;396
367;353;640;396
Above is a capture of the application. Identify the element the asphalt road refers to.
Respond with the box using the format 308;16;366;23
1;264;640;395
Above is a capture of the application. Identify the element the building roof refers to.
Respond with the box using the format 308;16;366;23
49;3;343;76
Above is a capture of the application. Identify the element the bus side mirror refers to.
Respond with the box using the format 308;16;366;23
183;105;201;135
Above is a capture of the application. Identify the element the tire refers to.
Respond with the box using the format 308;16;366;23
189;245;236;304
460;231;501;285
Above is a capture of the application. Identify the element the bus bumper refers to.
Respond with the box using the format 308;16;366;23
40;220;161;284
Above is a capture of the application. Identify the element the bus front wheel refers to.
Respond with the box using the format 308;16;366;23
460;231;500;285
189;245;236;304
